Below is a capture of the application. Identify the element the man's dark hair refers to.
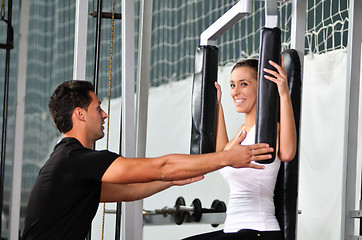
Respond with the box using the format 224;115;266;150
231;59;259;76
49;80;95;133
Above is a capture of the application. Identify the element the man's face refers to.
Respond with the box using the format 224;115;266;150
84;91;108;142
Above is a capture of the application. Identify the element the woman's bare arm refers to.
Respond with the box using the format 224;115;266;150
264;58;297;161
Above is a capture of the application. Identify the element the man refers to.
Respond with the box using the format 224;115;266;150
22;80;273;240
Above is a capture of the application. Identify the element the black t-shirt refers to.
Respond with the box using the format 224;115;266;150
22;137;119;240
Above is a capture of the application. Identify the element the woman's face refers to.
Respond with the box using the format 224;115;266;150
230;66;258;114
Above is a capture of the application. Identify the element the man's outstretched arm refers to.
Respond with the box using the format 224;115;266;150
100;176;204;202
102;131;273;184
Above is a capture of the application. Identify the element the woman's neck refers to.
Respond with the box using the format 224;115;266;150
244;112;256;132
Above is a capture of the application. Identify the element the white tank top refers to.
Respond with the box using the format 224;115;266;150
219;126;281;232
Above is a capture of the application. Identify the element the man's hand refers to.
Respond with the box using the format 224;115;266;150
172;176;205;186
226;130;273;169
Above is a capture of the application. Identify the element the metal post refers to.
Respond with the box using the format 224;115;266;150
264;0;278;28
341;0;362;239
93;0;103;92
0;0;13;237
290;0;306;69
8;1;30;239
135;0;152;160
121;0;140;239
115;202;122;240
129;0;153;237
289;1;306;239
73;0;89;80
87;2;103;239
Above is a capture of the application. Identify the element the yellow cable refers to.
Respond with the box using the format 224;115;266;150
1;0;5;19
101;0;115;239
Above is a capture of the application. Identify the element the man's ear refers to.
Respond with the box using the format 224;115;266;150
73;107;86;121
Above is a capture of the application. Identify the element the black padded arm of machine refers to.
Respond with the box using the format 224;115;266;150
255;27;281;163
274;49;301;240
190;46;219;154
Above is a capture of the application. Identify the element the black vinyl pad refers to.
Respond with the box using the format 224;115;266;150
274;49;302;240
255;27;282;164
190;46;219;154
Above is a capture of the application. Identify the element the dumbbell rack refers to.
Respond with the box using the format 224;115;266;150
143;212;226;227
142;197;226;227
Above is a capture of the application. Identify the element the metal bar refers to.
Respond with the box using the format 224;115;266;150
93;0;103;92
121;0;136;197
350;210;362;218
348;237;362;240
121;0;139;239
119;0;153;238
90;12;122;19
200;0;252;46
115;202;122;240
106;209;226;225
8;0;30;239
341;0;362;239
290;0;306;68
143;212;226;226
0;43;12;50
87;1;103;238
289;2;306;238
74;2;90;238
360;196;362;235
0;0;13;237
0;19;14;50
73;0;89;80
115;102;123;240
135;0;152;161
265;0;278;28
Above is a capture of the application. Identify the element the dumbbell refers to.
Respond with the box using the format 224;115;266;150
146;196;193;225
174;197;226;225
210;199;227;227
174;197;200;225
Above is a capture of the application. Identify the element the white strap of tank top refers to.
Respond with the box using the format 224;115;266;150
225;126;245;150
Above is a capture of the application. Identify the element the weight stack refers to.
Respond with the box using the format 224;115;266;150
190;45;218;154
255;27;281;163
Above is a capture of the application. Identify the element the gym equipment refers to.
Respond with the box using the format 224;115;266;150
186;2;301;239
89;1;123;239
255;27;281;164
210;200;227;227
143;197;226;227
274;49;301;240
0;0;14;235
190;46;219;154
189;1;252;155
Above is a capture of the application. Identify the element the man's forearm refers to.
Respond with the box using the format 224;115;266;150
100;181;173;202
157;152;227;181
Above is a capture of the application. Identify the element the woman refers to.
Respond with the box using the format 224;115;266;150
183;58;297;240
